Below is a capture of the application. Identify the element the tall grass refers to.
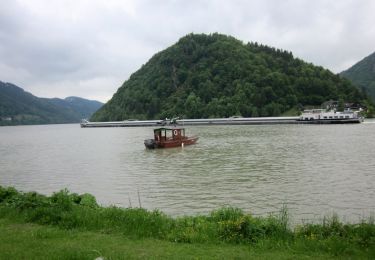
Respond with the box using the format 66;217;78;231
0;185;374;256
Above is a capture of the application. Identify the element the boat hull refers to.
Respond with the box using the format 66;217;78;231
297;118;362;124
144;136;198;149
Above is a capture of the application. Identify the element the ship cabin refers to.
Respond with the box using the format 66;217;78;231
153;127;186;142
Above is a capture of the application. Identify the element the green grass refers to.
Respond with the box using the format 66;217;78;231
0;186;374;259
0;218;342;259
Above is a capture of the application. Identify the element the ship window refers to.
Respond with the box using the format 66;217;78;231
324;116;327;119
329;116;333;119
334;116;338;119
340;116;344;119
345;116;349;118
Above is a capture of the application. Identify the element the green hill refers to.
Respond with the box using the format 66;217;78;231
0;81;103;125
47;96;103;120
92;33;371;121
340;52;375;101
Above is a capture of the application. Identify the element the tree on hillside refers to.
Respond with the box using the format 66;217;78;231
91;33;374;121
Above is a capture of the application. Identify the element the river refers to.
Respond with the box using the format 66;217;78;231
1;122;374;222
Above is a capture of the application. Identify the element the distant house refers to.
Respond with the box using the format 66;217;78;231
320;100;365;111
0;117;12;121
344;103;362;110
321;100;338;110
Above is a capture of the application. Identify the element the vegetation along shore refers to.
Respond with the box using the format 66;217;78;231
0;186;374;259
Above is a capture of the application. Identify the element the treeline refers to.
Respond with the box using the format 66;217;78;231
92;33;373;121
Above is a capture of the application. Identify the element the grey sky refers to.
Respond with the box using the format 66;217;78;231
0;0;374;102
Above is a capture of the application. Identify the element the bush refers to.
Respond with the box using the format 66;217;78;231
295;215;375;249
168;216;215;243
210;207;244;222
0;186;19;203
79;193;98;208
50;189;75;211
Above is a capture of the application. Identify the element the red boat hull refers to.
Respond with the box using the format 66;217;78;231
144;136;198;149
157;136;198;148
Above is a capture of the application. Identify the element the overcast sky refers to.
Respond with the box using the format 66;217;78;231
0;0;374;102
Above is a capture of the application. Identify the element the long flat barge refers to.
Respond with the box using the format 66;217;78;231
81;109;363;127
80;117;308;127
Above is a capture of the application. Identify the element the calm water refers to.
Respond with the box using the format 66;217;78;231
1;122;374;222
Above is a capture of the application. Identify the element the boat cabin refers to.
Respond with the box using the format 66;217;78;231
153;127;185;142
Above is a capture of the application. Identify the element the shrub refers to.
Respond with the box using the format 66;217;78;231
168;216;215;243
0;186;19;203
79;193;98;208
50;189;75;211
13;191;49;210
210;207;244;222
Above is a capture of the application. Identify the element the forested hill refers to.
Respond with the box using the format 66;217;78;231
92;33;371;121
0;81;103;125
340;52;375;101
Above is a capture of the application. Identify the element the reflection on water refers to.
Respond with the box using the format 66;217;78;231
0;122;374;222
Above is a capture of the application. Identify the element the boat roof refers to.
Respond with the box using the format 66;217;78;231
154;127;185;131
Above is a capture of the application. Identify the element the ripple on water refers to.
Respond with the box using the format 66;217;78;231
0;123;374;222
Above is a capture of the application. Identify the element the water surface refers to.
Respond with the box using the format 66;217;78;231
1;122;374;222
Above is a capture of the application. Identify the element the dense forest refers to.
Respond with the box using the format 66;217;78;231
92;33;373;121
340;52;375;101
0;81;103;125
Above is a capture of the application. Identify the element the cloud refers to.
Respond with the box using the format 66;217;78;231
0;0;374;102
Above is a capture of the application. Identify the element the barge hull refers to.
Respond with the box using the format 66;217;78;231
81;117;362;127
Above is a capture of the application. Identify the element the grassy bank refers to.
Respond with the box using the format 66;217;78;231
0;218;345;259
1;186;374;259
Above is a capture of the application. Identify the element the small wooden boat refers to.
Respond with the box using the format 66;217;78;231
144;127;198;149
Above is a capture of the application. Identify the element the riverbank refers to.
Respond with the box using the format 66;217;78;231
2;218;349;260
0;218;354;259
1;186;374;258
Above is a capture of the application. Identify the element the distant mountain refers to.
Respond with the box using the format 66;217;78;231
0;81;103;125
48;96;103;119
340;52;375;101
92;33;371;121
